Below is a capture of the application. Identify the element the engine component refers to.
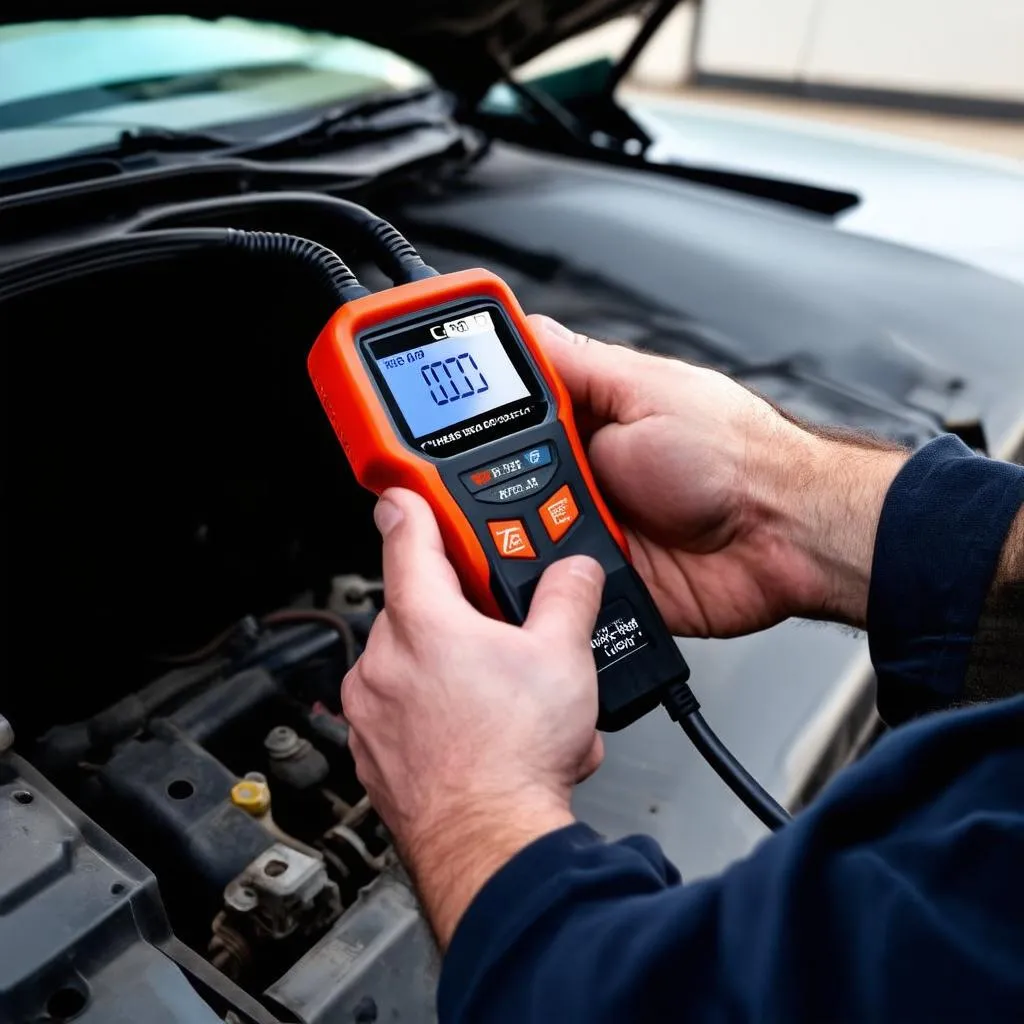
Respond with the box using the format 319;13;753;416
97;715;277;908
0;754;223;1024
329;573;384;615
232;776;273;816
265;725;331;790
325;822;390;874
265;868;440;1024
230;844;341;940
8;593;415;1013
211;844;342;978
231;772;325;861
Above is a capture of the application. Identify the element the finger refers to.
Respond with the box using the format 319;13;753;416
524;555;605;644
528;314;642;424
576;732;605;783
376;487;465;621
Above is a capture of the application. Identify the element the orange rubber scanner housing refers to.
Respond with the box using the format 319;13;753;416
307;268;627;619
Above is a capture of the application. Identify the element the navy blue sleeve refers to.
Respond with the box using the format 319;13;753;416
869;434;1024;724
438;436;1024;1023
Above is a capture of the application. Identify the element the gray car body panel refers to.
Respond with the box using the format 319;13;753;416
633;95;1024;287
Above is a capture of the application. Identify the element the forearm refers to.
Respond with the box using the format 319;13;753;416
402;790;575;949
748;418;908;628
747;424;1022;719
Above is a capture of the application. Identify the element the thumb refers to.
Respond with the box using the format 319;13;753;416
528;314;641;424
524;555;605;645
376;487;465;622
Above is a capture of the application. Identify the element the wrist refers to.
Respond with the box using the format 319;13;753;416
748;418;909;627
399;786;576;948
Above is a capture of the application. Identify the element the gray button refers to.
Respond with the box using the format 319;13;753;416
474;464;556;503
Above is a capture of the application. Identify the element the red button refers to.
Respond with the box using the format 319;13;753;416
539;485;579;542
487;519;536;559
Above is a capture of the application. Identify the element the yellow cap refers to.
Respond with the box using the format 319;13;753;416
231;779;270;815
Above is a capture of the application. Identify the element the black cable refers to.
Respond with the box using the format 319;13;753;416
0;227;369;305
679;711;791;831
128;192;439;286
662;678;791;831
233;228;369;304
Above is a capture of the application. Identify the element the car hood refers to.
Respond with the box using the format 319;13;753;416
631;95;1024;287
0;1;643;96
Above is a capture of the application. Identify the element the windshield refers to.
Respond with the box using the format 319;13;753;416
0;16;431;170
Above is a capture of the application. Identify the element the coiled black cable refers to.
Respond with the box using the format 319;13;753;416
663;678;791;831
233;229;370;303
128;192;438;286
0;228;369;306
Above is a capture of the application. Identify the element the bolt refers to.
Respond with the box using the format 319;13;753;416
0;714;13;754
225;885;258;913
264;725;304;759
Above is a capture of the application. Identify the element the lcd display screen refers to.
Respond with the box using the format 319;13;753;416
370;310;531;439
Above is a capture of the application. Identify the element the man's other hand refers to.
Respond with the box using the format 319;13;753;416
342;488;604;946
531;315;908;634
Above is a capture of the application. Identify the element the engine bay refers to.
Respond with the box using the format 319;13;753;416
2;232;447;1021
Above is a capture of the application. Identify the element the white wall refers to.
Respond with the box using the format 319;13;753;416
696;0;820;79
696;0;1024;102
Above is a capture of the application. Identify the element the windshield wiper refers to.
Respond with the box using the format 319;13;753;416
222;87;451;159
0;125;239;191
107;125;238;155
0;87;453;193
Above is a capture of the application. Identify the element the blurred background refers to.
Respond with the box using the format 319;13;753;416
523;0;1024;159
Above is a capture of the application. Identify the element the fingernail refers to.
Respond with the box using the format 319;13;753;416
567;556;604;585
535;315;576;343
374;497;404;536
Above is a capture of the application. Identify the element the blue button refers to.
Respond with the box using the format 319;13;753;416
520;445;552;469
461;444;556;496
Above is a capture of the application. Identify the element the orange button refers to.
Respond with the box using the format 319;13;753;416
539;485;579;542
487;519;536;559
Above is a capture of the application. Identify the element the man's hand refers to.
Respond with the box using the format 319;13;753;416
342;488;605;946
344;317;910;947
531;315;908;634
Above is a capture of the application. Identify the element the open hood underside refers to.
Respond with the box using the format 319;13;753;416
2;1;647;95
